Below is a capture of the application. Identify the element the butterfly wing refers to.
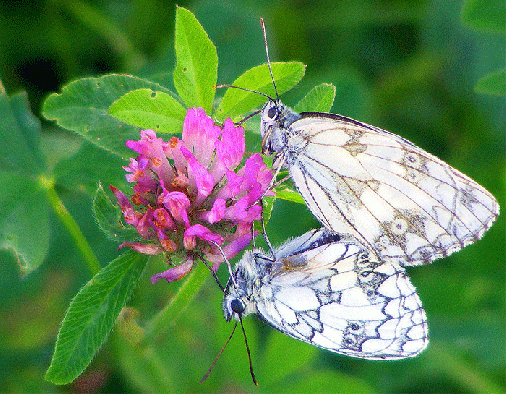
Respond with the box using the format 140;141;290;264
253;230;428;359
283;113;499;266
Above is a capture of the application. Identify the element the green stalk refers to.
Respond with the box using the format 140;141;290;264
141;262;210;346
112;318;174;392
40;175;101;275
429;342;503;393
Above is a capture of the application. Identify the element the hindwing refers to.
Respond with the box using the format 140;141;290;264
228;229;429;359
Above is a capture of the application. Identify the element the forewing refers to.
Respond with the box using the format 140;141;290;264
287;114;499;266
254;240;428;359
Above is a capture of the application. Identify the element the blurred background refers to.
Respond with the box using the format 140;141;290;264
0;0;504;392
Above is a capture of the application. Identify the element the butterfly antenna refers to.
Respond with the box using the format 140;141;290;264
260;18;279;100
210;241;237;288
213;86;269;126
235;109;261;125
215;84;272;100
200;258;225;292
200;322;238;384
239;316;258;385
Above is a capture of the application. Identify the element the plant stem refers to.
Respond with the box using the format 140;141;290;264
40;175;101;275
429;342;503;393
141;262;209;346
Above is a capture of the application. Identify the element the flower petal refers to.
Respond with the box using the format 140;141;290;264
151;259;194;284
206;229;258;268
118;242;163;255
110;185;138;226
215;170;243;200
180;146;215;205
182;108;221;167
126;129;175;184
185;224;224;245
123;157;150;183
199;198;226;224
136;208;155;238
215;118;245;171
162;191;191;226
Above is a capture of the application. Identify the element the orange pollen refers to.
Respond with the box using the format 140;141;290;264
152;157;162;167
131;194;142;205
169;136;179;148
133;169;144;180
172;177;187;188
161;239;178;253
155;213;170;227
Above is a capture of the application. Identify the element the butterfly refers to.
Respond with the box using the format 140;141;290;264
234;19;500;267
223;228;428;359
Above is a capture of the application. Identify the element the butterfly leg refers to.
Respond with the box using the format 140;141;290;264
258;198;275;258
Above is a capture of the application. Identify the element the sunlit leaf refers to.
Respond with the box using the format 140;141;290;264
275;186;305;205
216;62;306;122
43;74;175;157
294;83;336;113
173;7;218;113
109;88;186;134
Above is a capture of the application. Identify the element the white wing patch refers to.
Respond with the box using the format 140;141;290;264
266;111;499;266
223;229;428;359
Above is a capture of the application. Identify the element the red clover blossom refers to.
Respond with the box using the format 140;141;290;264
110;108;273;283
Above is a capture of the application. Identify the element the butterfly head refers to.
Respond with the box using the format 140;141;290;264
223;263;250;321
260;99;301;155
223;296;246;322
222;251;261;321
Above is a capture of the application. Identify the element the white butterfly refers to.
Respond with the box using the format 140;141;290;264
261;102;499;266
223;228;428;359
253;22;499;266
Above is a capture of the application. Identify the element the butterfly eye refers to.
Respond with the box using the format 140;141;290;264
267;106;277;119
230;299;245;315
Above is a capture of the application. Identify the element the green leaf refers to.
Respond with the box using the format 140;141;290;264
261;195;276;225
0;89;49;275
0;172;50;276
259;328;374;392
109;88;186;134
294;83;336;113
253;194;276;236
42;74;176;157
0;91;44;174
462;0;506;33
45;252;147;385
92;184;139;242
474;68;506;96
216;62;306;122
260;329;317;386
173;7;218;113
275;186;305;205
53;141;127;196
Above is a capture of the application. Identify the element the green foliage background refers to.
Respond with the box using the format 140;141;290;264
0;0;504;392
